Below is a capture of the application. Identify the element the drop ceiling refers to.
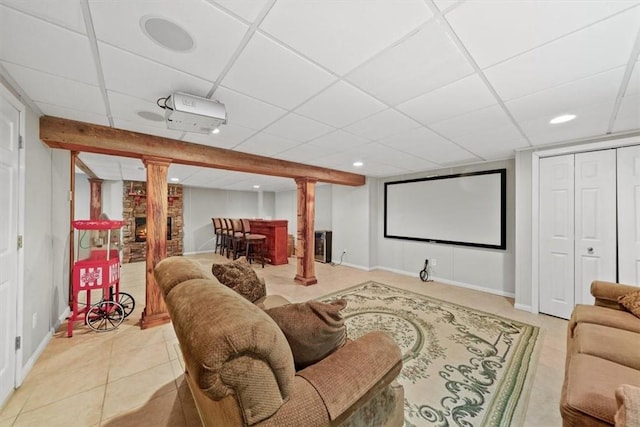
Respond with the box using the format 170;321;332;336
1;0;639;192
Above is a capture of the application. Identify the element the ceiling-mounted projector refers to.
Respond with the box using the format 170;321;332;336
161;92;227;134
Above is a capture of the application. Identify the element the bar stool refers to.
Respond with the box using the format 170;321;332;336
240;218;266;268
229;219;245;260
212;218;223;254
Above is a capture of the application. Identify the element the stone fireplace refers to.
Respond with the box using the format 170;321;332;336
122;180;183;263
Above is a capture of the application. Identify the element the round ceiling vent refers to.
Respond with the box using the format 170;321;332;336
140;16;195;52
137;111;164;122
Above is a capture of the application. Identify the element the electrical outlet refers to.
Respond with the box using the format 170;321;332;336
32;312;37;329
431;258;437;267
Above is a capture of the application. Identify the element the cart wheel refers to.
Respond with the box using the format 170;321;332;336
85;300;124;332
118;292;135;318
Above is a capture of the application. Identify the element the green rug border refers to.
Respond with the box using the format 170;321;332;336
318;281;542;427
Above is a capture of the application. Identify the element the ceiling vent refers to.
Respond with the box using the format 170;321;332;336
160;92;227;134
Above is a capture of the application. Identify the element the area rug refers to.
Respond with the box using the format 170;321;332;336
318;281;540;427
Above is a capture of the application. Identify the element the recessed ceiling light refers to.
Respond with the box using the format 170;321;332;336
137;111;164;122
170;177;180;182
353;161;364;167
211;128;220;134
550;114;576;124
141;16;195;52
253;185;260;189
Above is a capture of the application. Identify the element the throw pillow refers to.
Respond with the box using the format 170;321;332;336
211;256;266;303
619;290;640;318
265;299;347;369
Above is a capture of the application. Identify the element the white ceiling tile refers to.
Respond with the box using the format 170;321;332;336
613;94;640;133
34;102;110;127
447;127;529;160
0;5;98;84
214;86;287;130
0;0;86;33
99;43;214;104
273;143;331;163
397;74;496;125
347;20;473;106
505;67;625;123
295;81;386;128
430;104;520;139
446;0;639;68
112;118;185;140
263;113;334;142
484;9;640;101
108;91;166;126
180;123;256;149
378;127;478;165
259;0;432;75
3;62;105;115
344;109;421;141
234;133;300;156
307;130;372;152
212;0;271;22
434;1;461;13
223;32;336;109
358;142;440;171
625;60;640;97
167;164;200;182
89;0;247;81
520;101;616;145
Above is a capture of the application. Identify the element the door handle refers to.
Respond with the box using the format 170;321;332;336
587;247;594;254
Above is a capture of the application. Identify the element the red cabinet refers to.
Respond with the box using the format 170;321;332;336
249;220;289;265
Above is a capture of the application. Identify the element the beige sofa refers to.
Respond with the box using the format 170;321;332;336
154;256;405;427
561;281;640;426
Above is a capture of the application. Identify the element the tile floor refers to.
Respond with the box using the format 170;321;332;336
0;253;567;426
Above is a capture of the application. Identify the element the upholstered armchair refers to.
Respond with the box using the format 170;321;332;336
154;257;405;427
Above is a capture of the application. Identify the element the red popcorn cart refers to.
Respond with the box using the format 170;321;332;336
68;219;135;337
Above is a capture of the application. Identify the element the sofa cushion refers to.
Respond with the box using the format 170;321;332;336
265;299;347;369
154;256;211;297
562;354;640;425
619;290;640;318
615;384;640;427
211;256;266;303
573;323;640;370
569;304;640;336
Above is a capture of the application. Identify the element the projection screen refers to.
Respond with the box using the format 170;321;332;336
384;169;506;249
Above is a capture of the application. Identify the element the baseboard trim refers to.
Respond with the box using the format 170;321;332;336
373;266;515;298
332;261;373;271
19;329;53;385
514;303;534;313
183;250;215;256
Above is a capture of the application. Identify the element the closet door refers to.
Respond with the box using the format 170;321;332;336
539;155;575;319
618;145;640;285
574;150;617;305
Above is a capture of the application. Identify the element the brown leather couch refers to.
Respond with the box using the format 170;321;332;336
561;281;640;426
154;256;405;426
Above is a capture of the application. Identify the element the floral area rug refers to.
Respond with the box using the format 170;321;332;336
319;282;540;427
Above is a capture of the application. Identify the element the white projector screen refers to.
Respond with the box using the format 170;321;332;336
384;169;506;249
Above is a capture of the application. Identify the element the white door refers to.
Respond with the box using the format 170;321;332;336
618;145;640;285
0;90;20;406
574;150;617;305
539;155;575;319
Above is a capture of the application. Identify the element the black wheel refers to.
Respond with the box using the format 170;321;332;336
117;292;135;318
419;269;429;282
85;300;124;332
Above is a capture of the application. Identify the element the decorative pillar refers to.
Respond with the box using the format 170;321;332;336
88;178;103;220
294;177;318;285
140;156;171;329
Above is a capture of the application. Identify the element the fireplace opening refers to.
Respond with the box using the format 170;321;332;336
135;217;172;242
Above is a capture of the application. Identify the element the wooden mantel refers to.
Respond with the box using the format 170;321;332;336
40;116;365;186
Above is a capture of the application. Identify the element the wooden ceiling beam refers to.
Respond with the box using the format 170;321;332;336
40;116;366;186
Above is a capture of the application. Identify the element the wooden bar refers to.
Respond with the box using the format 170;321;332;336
249;219;289;266
141;156;171;329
